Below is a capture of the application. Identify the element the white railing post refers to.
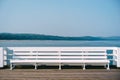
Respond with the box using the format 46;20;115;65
35;51;38;70
0;47;4;68
3;48;8;66
116;48;120;67
59;49;61;70
112;49;117;66
82;50;85;70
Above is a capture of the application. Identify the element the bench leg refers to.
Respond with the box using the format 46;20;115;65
83;64;86;70
59;63;61;70
35;63;37;70
10;63;13;70
104;64;106;68
107;64;110;70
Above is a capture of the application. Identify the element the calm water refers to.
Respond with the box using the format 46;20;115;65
0;40;120;47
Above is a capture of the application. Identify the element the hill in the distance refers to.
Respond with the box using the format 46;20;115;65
0;33;120;41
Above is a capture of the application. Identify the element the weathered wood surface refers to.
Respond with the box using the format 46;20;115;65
0;68;120;80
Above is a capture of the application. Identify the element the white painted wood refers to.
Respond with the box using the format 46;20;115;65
8;47;111;70
117;48;120;67
0;47;3;68
1;47;118;68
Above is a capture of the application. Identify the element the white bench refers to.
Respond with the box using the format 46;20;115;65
10;47;110;70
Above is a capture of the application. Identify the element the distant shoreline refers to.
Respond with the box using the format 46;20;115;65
0;33;120;41
0;40;120;42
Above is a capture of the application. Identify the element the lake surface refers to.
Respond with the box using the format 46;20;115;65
0;40;120;47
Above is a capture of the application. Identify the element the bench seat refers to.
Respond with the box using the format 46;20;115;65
11;60;109;63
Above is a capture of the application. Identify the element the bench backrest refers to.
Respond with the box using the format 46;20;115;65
12;47;108;61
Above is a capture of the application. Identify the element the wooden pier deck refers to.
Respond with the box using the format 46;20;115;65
0;67;120;80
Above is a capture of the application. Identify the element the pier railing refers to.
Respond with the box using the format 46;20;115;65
0;47;120;68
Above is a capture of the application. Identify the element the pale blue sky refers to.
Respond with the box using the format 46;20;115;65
0;0;120;37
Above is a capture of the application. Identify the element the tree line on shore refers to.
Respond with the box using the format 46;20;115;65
0;33;120;41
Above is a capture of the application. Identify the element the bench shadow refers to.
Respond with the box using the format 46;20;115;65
8;65;117;70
